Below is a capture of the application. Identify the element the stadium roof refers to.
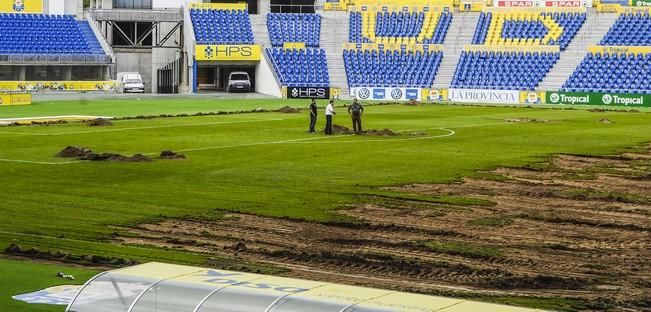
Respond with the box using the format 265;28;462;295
66;262;545;312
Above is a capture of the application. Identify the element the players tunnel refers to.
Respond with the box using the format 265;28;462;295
195;64;256;93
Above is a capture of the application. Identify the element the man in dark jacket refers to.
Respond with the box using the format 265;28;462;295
348;99;364;133
308;98;317;133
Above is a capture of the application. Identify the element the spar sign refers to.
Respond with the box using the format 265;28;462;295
546;91;651;106
448;89;520;104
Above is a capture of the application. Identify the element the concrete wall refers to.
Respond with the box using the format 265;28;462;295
256;53;282;98
152;48;182;93
115;49;153;92
47;0;65;15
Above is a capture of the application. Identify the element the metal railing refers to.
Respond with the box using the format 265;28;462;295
0;54;112;64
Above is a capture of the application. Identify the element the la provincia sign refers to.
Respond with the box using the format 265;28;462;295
448;89;520;104
350;87;422;101
546;91;651;106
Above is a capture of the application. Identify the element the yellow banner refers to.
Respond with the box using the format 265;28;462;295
195;45;261;61
353;0;455;7
519;91;545;104
324;0;348;10
283;42;306;50
588;45;651;54
189;2;246;10
422;88;448;102
353;5;452;12
464;44;561;52
0;81;116;92
617;6;651;13
460;1;485;11
0;0;43;13
596;3;621;12
344;43;443;51
0;93;32;105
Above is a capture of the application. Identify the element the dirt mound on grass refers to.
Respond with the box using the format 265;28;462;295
159;150;186;160
86;118;113;127
332;125;397;136
277;106;301;113
506;118;550;123
80;153;151;162
599;118;613;124
56;146;93;158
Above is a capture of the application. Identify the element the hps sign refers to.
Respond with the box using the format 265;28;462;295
195;45;261;61
546;91;651;106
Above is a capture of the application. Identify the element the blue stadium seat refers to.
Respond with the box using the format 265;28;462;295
190;9;254;45
0;13;104;55
266;48;330;87
343;48;443;88
451;50;560;90
563;52;651;94
349;10;452;44
600;11;651;46
267;13;321;47
471;11;586;50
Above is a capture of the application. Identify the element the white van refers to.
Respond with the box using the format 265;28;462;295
227;72;251;92
116;72;145;93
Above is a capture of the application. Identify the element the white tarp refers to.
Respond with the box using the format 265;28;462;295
448;88;520;104
350;87;422;101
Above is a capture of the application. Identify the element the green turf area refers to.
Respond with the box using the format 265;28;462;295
2;102;651;310
0;97;310;118
0;258;98;312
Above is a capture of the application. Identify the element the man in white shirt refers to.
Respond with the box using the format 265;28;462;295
324;99;336;135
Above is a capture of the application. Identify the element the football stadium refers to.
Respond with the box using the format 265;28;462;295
0;0;650;311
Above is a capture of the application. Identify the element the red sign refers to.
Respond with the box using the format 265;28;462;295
496;0;534;6
545;0;581;6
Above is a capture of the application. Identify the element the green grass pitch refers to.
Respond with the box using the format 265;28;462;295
2;98;651;311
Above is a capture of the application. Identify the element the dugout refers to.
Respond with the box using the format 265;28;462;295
66;262;545;312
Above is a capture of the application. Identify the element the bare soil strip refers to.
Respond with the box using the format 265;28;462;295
116;145;651;311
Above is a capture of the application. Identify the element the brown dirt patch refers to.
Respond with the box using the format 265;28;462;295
86;118;113;127
80;153;151;162
56;146;92;158
277;106;301;113
333;124;397;136
115;146;651;311
159;150;186;160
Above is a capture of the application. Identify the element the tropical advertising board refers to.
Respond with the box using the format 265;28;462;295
546;91;651;107
350;87;422;101
448;89;520;104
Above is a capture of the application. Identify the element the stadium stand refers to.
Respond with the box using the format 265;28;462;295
0;13;104;55
600;11;651;46
344;48;443;88
349;10;452;44
266;48;330;87
451;50;560;90
563;52;651;93
563;10;651;93
190;8;254;44
267;13;321;47
471;11;586;50
265;13;330;87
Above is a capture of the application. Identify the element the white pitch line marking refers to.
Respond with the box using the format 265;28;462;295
0;121;520;165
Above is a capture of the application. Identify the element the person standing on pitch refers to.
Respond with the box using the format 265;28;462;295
348;98;364;133
308;98;318;134
324;99;336;135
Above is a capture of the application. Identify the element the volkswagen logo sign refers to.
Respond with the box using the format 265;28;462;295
357;88;370;100
390;88;403;100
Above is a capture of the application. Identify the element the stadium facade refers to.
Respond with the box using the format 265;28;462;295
0;0;649;105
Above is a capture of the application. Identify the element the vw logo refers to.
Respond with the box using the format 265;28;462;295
390;88;403;100
602;94;613;105
549;93;560;104
357;88;370;99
